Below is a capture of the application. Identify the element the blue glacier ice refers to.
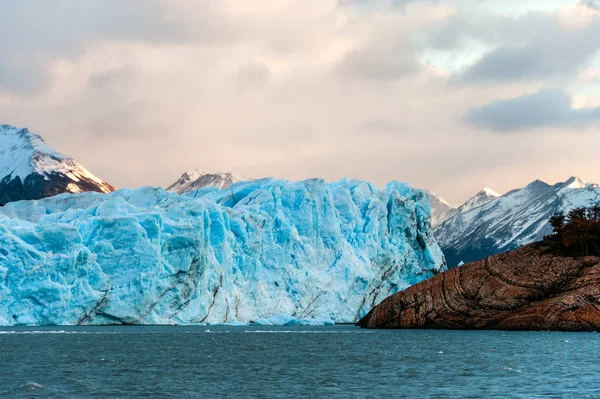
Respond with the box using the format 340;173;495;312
0;178;445;326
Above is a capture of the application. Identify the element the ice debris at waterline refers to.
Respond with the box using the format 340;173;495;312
0;178;445;326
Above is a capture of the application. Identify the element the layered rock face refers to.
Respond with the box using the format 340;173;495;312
358;243;600;331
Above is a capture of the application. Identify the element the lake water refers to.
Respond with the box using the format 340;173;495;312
0;325;598;398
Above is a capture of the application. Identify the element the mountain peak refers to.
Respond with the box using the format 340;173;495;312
564;176;587;189
426;190;456;228
526;179;551;189
180;168;205;182
429;191;454;207
0;124;67;180
456;188;501;213
0;124;114;205
167;169;243;194
480;188;500;197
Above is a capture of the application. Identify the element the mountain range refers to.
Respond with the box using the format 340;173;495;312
2;123;600;271
432;177;600;267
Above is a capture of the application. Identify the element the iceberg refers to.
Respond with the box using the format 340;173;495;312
0;178;444;326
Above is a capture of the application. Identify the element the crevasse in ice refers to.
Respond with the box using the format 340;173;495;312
0;178;444;326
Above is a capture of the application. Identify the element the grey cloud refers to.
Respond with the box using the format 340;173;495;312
456;15;600;83
87;100;156;138
460;41;598;83
337;36;419;81
0;1;235;94
460;45;563;82
0;1;233;53
420;6;600;84
0;61;48;94
337;0;439;10
581;0;600;11
84;68;167;139
464;89;600;131
88;67;139;89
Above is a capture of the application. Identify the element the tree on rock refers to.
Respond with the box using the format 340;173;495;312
546;206;600;256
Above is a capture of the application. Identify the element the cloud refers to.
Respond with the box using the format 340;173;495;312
582;0;600;11
337;0;438;10
88;67;139;89
3;0;600;205
336;27;420;81
464;89;600;131
338;41;419;81
419;4;600;83
459;40;600;83
456;11;600;83
0;60;48;94
459;45;563;82
0;0;235;93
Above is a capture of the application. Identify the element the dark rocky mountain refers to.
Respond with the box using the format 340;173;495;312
358;242;600;331
0;124;113;205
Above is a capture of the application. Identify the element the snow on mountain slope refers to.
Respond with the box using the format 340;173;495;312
0;124;113;205
456;188;500;214
167;169;242;194
426;190;456;228
0;178;444;326
435;177;600;267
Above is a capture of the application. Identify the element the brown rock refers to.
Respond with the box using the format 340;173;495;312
357;242;600;331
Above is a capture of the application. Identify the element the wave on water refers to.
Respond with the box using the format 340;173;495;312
0;326;364;335
21;382;44;391
242;330;360;334
0;330;120;335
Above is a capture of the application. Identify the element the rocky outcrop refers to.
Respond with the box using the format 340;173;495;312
0;172;114;206
358;242;600;331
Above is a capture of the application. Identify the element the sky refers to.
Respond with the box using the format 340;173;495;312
1;0;600;205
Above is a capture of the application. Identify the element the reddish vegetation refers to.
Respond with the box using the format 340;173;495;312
358;242;600;331
547;206;600;257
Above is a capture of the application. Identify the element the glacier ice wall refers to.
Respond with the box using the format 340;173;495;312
0;178;445;326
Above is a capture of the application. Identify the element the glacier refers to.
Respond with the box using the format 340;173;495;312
0;178;444;326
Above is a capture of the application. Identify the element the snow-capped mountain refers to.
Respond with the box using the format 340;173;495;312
167;169;242;194
426;190;456;228
0;124;113;205
455;188;500;214
428;188;499;228
435;177;600;267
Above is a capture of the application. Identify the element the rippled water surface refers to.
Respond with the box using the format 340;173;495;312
1;325;599;398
